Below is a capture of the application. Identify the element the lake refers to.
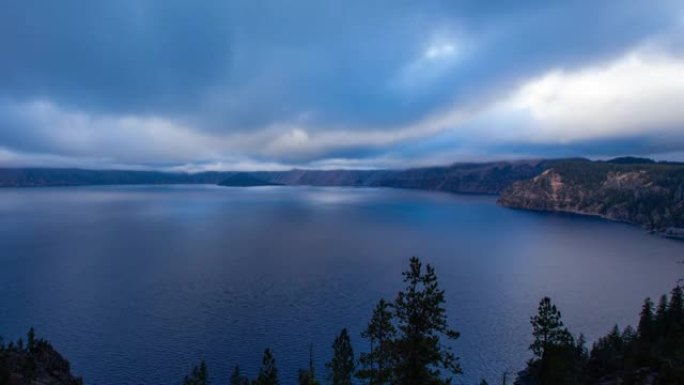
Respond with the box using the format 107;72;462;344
0;185;682;384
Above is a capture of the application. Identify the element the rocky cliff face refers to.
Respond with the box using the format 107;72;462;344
498;160;684;235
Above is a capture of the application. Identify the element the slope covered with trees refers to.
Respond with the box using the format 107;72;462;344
499;158;684;236
0;328;83;385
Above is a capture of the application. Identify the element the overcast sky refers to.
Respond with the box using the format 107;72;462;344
1;0;684;170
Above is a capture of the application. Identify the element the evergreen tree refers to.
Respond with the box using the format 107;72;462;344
27;327;36;354
655;294;669;331
392;257;461;385
327;328;355;385
182;360;208;385
529;297;567;359
357;299;395;385
664;286;684;357
230;365;249;385
573;334;589;384
255;349;279;385
526;297;577;385
669;286;683;327
298;345;321;385
637;298;655;341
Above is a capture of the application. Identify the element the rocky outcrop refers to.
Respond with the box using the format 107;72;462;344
0;338;82;385
498;159;684;235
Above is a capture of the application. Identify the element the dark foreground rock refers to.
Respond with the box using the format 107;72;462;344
0;337;82;385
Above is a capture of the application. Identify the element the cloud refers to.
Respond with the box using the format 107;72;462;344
1;1;683;169
476;47;684;146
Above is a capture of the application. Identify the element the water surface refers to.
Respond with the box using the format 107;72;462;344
0;185;682;384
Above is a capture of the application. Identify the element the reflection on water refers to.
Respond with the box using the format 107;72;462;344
0;185;682;384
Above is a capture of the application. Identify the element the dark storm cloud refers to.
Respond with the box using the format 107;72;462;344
0;0;683;169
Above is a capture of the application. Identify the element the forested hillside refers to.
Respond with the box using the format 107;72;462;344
499;158;684;236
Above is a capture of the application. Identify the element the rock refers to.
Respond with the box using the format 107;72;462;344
498;159;684;233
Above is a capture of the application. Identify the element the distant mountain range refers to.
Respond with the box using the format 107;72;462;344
218;160;550;194
0;160;550;194
0;168;233;187
2;157;684;236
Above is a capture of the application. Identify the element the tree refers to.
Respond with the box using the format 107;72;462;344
530;297;568;359
637;298;655;342
298;345;321;385
664;286;684;357
655;294;669;331
527;297;577;385
669;286;683;327
327;328;355;385
27;327;36;354
358;299;395;385
392;257;461;385
230;365;249;385
573;334;589;384
255;349;279;385
183;360;208;385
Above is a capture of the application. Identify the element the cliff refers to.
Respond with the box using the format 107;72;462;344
0;337;82;385
498;159;684;236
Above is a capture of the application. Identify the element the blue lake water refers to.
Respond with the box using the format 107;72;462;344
0;185;682;384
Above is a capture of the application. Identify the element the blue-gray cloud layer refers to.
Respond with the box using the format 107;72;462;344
1;0;683;169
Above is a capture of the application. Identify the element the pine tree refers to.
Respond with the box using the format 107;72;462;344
255;349;279;385
327;328;355;385
655;294;669;331
358;299;395;385
527;297;577;385
638;298;655;342
665;286;684;357
573;334;589;384
230;365;249;385
27;327;36;354
298;345;321;385
182;360;208;385
669;286;683;327
392;257;461;385
530;297;567;359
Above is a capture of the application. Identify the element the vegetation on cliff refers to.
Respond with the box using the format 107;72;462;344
499;158;684;234
0;328;82;385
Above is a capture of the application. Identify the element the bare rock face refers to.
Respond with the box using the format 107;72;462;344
498;159;684;235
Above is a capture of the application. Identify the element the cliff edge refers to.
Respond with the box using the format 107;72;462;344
498;159;684;237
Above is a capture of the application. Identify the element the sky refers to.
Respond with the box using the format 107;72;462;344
1;0;684;171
